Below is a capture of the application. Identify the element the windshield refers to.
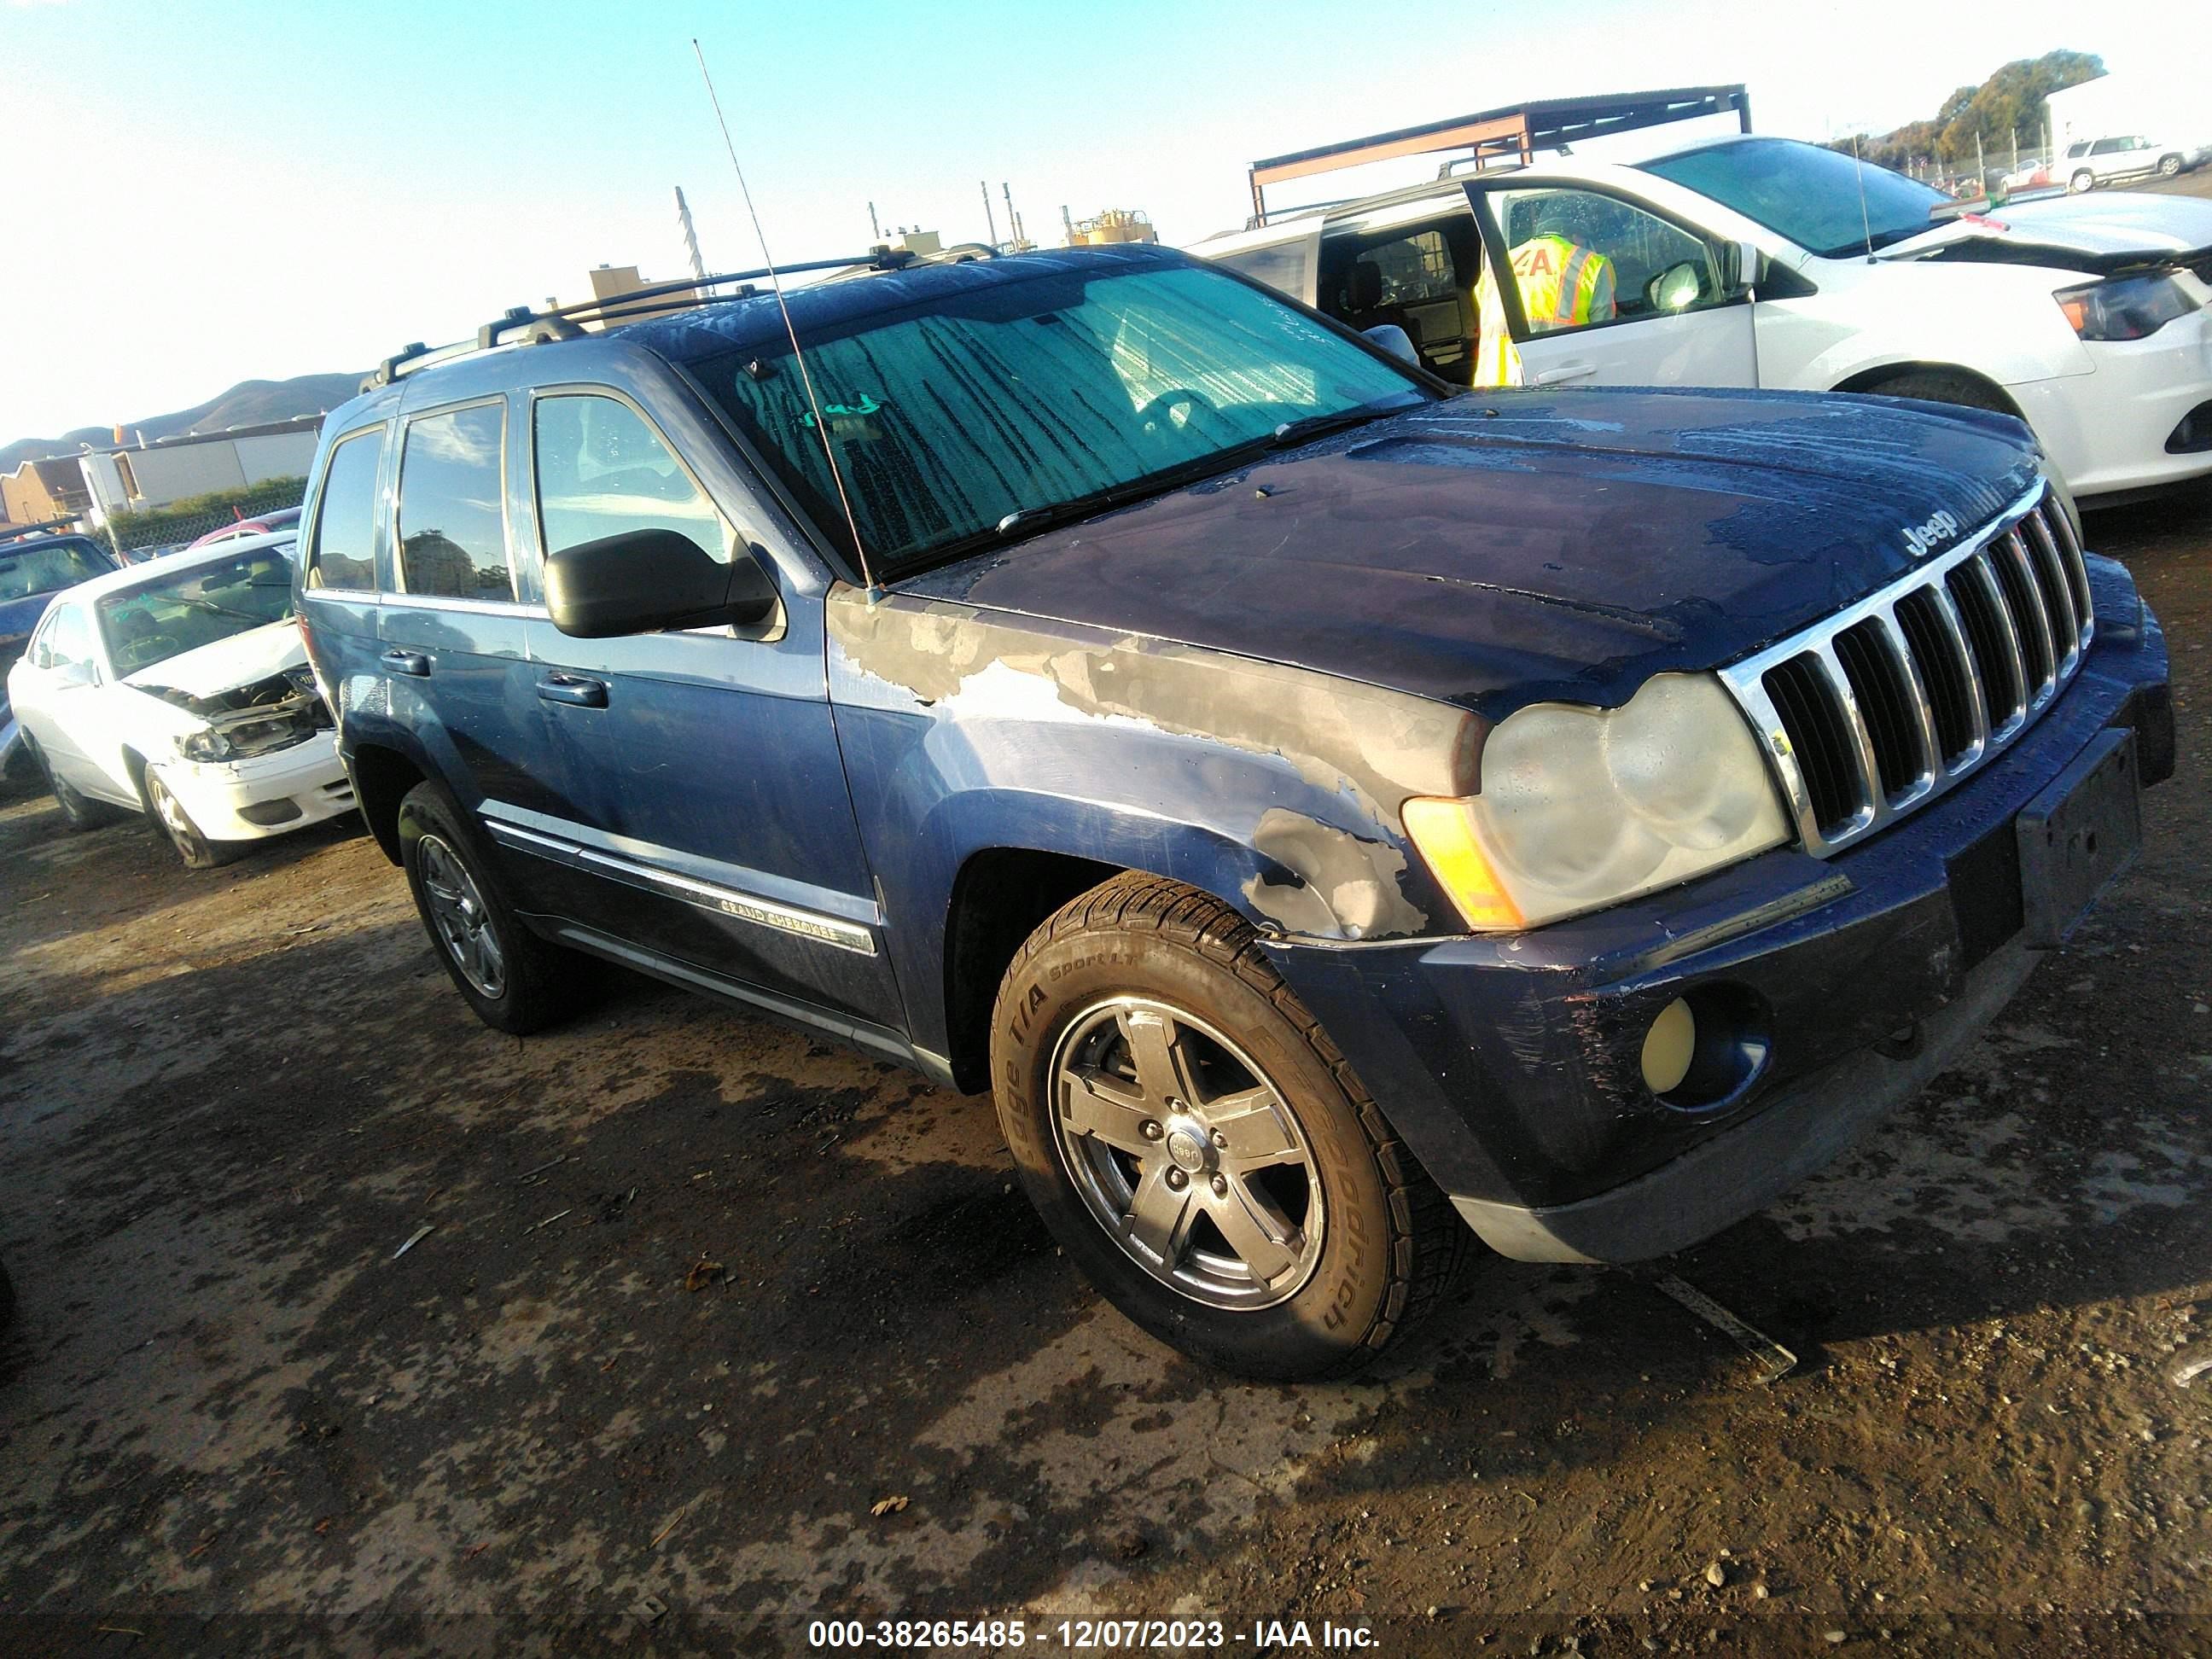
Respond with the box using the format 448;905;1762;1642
696;262;1426;573
1639;137;1953;258
0;538;108;602
96;543;297;676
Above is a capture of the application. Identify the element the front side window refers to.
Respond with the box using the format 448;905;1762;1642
396;403;512;601
533;394;732;562
1639;136;1951;258
96;545;297;677
697;261;1423;573
38;603;94;670
306;428;385;591
1482;187;1719;335
0;538;108;602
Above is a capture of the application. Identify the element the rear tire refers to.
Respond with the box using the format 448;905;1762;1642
990;872;1464;1380
2069;169;2095;194
397;779;583;1035
26;736;120;831
1865;369;2017;417
143;767;241;870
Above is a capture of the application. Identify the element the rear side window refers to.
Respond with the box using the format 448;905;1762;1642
306;428;385;591
397;403;512;601
533;394;731;562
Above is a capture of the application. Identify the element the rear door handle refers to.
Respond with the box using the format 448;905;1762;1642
380;649;430;677
1529;362;1598;387
536;672;608;709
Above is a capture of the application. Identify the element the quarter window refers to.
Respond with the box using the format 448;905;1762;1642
533;394;731;562
397;403;513;601
306;428;385;591
38;603;94;671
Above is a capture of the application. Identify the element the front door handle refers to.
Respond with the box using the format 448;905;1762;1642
1529;361;1598;387
380;649;430;677
536;672;608;709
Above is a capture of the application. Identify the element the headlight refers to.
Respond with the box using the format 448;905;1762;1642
2056;272;2197;341
1401;672;1790;931
177;728;234;763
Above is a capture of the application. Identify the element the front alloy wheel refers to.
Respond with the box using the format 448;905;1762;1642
144;768;236;868
992;873;1464;1379
1051;998;1324;1310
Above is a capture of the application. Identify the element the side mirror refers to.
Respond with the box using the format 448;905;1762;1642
1645;261;1706;313
543;527;778;639
1362;323;1421;368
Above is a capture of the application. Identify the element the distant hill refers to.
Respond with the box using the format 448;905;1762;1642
1;372;366;474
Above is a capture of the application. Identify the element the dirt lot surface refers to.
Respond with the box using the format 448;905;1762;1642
3;486;2211;1656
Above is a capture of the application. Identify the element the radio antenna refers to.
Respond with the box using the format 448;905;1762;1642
1850;132;1877;264
693;38;876;595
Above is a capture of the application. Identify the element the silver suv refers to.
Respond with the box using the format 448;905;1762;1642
2064;134;2190;192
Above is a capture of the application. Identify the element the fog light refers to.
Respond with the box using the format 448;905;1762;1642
1641;998;1697;1094
238;797;302;826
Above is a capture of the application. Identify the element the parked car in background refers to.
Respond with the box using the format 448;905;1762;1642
2063;135;2192;192
1199;132;2212;501
2;527;120;782
186;505;304;550
298;243;2168;1379
6;532;354;867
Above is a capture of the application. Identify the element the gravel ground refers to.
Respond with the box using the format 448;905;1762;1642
2;483;2209;1657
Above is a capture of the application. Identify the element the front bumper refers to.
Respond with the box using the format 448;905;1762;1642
154;731;356;841
2014;306;2212;497
1264;556;2171;1263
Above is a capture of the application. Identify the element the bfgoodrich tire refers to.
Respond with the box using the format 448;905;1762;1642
991;873;1464;1380
397;780;585;1035
1867;368;2017;416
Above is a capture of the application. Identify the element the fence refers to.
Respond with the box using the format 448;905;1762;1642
103;476;307;557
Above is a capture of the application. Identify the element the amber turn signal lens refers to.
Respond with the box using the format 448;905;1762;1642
1400;796;1526;932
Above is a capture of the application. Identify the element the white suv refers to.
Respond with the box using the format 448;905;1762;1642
2064;135;2191;192
1198;133;2212;500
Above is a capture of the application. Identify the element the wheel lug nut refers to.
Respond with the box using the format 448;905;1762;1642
1211;1174;1229;1197
1140;1121;1163;1141
1211;1130;1229;1149
1165;1168;1189;1191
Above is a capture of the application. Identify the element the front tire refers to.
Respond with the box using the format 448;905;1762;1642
991;873;1464;1379
2157;154;2183;178
397;780;582;1035
1866;368;2016;417
144;767;240;869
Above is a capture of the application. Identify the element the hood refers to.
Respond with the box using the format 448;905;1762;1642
125;618;306;701
900;388;2042;717
1883;191;2212;272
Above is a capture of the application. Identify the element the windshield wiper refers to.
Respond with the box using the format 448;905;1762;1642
1266;398;1416;450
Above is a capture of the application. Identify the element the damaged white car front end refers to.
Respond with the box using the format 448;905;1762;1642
4;533;355;866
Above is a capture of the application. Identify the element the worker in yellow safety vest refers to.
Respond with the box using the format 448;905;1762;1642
1471;211;1619;387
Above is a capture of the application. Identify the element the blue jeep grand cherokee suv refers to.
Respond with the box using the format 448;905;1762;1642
296;243;2171;1378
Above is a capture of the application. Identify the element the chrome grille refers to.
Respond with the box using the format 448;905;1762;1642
1719;482;2093;856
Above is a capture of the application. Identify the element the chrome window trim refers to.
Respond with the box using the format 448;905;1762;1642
1719;480;2093;859
482;819;877;956
301;422;393;597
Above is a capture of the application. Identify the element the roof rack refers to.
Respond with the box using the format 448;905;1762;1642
0;517;82;544
362;247;921;392
1245;84;1751;223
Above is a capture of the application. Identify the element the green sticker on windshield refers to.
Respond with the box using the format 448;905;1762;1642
802;393;884;429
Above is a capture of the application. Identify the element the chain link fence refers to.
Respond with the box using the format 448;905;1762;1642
103;476;306;559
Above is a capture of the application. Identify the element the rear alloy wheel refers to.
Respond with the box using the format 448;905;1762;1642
992;873;1464;1379
397;780;584;1035
2069;169;2095;194
143;767;238;870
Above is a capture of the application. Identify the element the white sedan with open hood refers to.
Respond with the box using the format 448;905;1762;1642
1203;133;2212;501
5;532;354;867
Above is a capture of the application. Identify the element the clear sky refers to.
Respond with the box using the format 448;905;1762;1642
3;0;2201;444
